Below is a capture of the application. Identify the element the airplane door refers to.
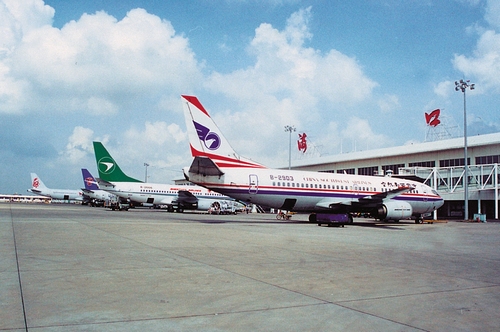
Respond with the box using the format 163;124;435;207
249;174;258;194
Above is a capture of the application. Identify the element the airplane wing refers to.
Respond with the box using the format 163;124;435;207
177;190;198;203
358;186;412;202
172;190;198;210
188;156;224;176
315;186;412;209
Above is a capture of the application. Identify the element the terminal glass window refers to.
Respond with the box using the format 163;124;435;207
337;168;355;174
440;158;469;167
476;155;500;165
358;166;378;176
409;161;435;167
382;164;405;175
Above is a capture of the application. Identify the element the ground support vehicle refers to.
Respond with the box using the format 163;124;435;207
105;198;129;211
315;213;353;227
276;211;294;220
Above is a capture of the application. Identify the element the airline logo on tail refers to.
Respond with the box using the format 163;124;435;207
195;121;221;150
98;157;116;175
32;177;40;188
84;177;94;187
182;95;266;170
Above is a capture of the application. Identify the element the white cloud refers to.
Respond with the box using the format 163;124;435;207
85;97;118;116
61;126;94;164
454;30;500;92
453;0;500;93
117;121;188;182
377;94;400;113
1;0;54;35
485;0;500;29
341;117;391;150
124;121;186;146
0;0;54;113
204;7;378;161
0;4;202;114
434;80;453;98
207;7;376;104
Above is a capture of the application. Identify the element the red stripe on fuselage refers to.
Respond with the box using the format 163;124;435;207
191;182;440;200
190;145;266;169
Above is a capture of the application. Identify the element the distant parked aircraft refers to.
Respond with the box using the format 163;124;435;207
93;141;236;212
81;168;117;205
28;173;83;201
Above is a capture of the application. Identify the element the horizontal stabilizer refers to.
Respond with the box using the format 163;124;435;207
189;156;224;177
96;178;115;189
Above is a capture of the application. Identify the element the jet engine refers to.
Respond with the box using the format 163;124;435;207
374;201;413;221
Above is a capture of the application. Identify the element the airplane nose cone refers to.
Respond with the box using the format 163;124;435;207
436;197;444;209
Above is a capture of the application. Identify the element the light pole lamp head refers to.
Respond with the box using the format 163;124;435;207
455;79;474;92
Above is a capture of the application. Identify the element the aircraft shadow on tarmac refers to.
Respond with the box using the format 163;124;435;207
196;218;409;230
116;209;413;230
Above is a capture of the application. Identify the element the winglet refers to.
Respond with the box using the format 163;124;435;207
93;142;142;183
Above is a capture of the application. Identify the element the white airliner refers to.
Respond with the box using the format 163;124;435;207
181;95;444;223
81;168;117;205
93;141;236;212
27;173;83;201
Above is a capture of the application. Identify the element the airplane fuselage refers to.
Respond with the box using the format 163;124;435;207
83;189;115;201
185;167;443;219
101;181;232;210
28;188;83;201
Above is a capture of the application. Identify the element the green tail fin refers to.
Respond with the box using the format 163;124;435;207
93;141;142;183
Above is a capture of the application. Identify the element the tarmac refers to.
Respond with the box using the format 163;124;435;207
1;203;500;332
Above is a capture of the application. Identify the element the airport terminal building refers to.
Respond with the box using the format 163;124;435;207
291;132;500;220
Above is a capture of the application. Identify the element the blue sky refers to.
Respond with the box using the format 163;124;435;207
1;0;499;194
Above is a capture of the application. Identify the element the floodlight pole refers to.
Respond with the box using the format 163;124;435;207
455;79;475;221
284;125;296;170
144;163;149;183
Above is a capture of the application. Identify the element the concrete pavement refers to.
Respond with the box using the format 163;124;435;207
1;203;499;331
